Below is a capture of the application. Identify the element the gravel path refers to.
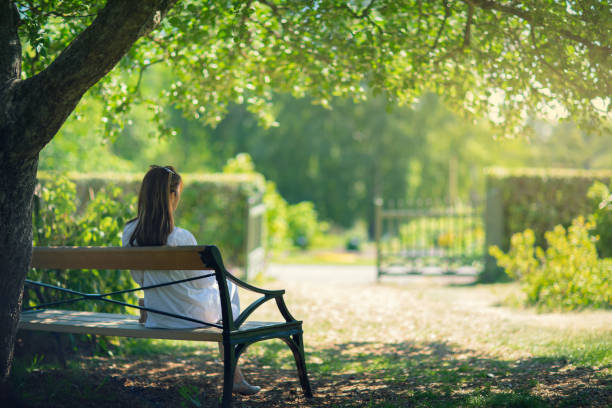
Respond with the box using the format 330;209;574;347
265;263;478;285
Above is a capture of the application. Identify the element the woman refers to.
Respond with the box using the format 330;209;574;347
122;165;260;395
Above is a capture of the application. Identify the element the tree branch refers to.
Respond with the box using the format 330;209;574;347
344;0;377;19
340;0;384;36
417;0;423;35
463;3;474;48
431;0;451;52
133;59;164;97
466;0;611;54
20;0;97;19
8;0;178;160
0;0;21;85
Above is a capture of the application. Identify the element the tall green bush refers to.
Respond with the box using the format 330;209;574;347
587;181;612;258
263;180;290;249
490;217;611;310
286;201;323;249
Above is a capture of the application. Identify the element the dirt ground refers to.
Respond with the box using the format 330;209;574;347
8;266;612;407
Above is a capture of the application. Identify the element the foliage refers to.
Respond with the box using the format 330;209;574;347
262;180;289;250
490;217;611;310
29;175;137;313
18;0;611;138
587;181;612;258
486;167;612;251
154;93;506;229
286;201;328;249
221;152;257;174
41;87;612;236
222;152;328;250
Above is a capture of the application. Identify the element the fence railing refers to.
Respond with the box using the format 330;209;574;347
375;198;484;278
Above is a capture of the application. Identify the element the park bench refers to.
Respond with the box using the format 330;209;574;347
18;245;313;407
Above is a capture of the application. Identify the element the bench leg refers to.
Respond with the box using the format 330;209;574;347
281;333;313;398
53;333;67;369
221;341;236;408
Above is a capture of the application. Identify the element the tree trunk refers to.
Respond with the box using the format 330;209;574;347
0;0;27;390
0;156;38;387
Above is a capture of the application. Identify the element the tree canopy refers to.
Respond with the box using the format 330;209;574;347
18;0;612;138
1;0;611;388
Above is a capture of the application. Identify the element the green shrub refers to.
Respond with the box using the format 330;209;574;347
264;182;328;250
287;201;322;249
222;152;257;174
222;152;328;251
263;180;290;249
30;175;137;313
587;181;612;258
490;217;611;310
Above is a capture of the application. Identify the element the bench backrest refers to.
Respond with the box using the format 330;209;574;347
27;245;284;334
28;245;237;331
30;246;213;270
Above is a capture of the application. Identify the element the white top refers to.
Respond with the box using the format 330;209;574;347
122;221;240;329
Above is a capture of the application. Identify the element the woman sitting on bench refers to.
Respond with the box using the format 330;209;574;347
122;165;260;395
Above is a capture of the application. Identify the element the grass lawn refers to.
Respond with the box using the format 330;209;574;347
9;274;611;407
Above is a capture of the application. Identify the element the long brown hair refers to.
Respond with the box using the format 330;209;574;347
129;165;182;246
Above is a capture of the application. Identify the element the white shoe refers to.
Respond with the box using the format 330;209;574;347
233;380;261;395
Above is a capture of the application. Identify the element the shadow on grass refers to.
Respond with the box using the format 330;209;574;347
7;337;611;408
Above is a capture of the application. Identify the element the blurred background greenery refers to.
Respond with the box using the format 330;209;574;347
36;65;612;311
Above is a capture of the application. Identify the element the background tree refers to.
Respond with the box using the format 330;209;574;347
194;95;421;228
1;0;610;389
110;91;611;232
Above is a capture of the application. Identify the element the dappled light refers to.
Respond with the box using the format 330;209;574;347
11;336;609;407
12;277;610;406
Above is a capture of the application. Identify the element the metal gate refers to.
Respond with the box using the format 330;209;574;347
375;198;484;278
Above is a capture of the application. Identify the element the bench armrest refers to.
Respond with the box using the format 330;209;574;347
200;246;298;330
225;273;285;297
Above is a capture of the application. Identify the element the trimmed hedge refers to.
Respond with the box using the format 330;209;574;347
482;167;612;281
36;172;265;274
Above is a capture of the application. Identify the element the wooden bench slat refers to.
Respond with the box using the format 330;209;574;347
31;246;213;270
19;310;222;341
18;310;291;342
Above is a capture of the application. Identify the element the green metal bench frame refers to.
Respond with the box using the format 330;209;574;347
19;245;313;407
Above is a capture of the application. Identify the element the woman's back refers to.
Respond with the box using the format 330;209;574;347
122;221;239;328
